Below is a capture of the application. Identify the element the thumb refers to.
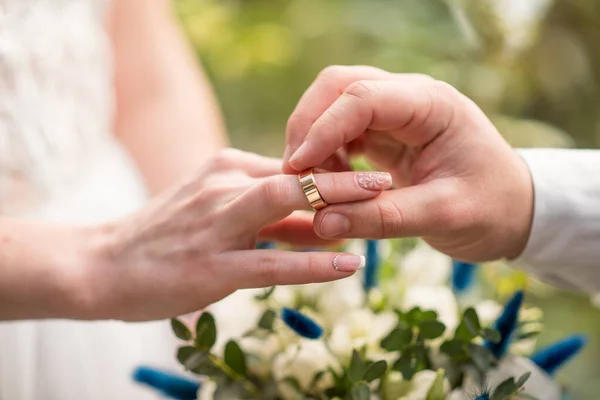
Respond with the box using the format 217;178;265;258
313;179;461;239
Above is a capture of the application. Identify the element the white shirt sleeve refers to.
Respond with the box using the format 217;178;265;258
514;148;600;292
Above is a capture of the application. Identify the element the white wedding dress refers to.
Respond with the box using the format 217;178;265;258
0;0;179;398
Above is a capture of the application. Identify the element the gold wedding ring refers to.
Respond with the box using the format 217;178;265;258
298;169;328;211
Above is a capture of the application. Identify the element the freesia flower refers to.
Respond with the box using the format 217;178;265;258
382;370;449;400
486;355;561;400
272;339;339;399
403;285;459;333
328;309;397;362
315;275;366;328
398;242;452;287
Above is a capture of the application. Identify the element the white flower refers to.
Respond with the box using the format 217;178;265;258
399;242;452;287
382;370;449;400
485;355;561;400
197;379;217;400
403;286;459;333
328;309;397;362
475;299;503;327
315;275;366;328
238;334;283;378
447;389;469;400
209;289;263;354
272;339;339;399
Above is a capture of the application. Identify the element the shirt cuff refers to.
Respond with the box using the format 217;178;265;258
514;148;600;292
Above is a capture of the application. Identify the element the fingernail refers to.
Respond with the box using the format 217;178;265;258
333;254;366;272
289;141;310;167
320;213;351;237
357;172;393;191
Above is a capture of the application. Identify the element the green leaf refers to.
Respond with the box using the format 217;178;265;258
418;320;446;340
176;346;218;375
420;310;438;321
171;318;192;341
195;312;217;351
440;340;471;364
348;382;370;400
454;321;476;342
258;309;276;331
491;377;519;400
392;354;418;380
362;360;387;382
481;328;502;343
440;340;466;359
467;343;496;372
224;340;247;376
348;350;366;383
426;369;446;400
381;325;413;351
463;308;481;335
405;307;423;326
516;371;532;388
254;286;276;301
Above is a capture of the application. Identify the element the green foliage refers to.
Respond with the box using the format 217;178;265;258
224;340;247;376
257;309;276;331
490;372;531;400
171;318;192;341
195;312;217;351
426;369;447;400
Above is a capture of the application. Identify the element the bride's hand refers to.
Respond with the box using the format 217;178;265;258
85;148;391;321
282;66;533;263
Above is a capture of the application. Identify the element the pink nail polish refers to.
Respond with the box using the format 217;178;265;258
356;172;393;191
333;254;366;272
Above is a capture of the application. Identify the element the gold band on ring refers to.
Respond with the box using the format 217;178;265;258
298;169;328;211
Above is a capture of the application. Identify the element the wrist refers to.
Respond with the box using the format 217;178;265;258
63;222;120;320
503;152;535;260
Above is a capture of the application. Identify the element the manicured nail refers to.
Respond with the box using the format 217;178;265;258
356;172;393;191
320;213;351;237
333;254;366;272
289;141;310;167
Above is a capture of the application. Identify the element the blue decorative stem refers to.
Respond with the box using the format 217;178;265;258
364;240;380;291
451;259;477;293
484;290;524;358
132;366;199;400
530;335;587;376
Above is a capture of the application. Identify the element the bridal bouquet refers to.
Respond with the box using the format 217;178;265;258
169;239;585;400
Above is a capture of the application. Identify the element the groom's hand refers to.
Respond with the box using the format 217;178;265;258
282;65;534;262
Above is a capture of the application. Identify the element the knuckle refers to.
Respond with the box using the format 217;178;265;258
257;176;289;207
211;148;242;169
345;80;375;101
430;80;462;102
256;253;279;283
375;199;404;238
318;65;347;81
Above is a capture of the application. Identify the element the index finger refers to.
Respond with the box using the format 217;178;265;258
283;66;431;173
287;79;460;173
283;66;398;173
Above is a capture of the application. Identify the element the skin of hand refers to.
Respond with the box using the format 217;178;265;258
282;65;534;263
81;149;392;321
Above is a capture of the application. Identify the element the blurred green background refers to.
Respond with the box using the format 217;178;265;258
175;0;600;398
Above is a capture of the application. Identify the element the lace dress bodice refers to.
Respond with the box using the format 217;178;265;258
0;0;115;214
